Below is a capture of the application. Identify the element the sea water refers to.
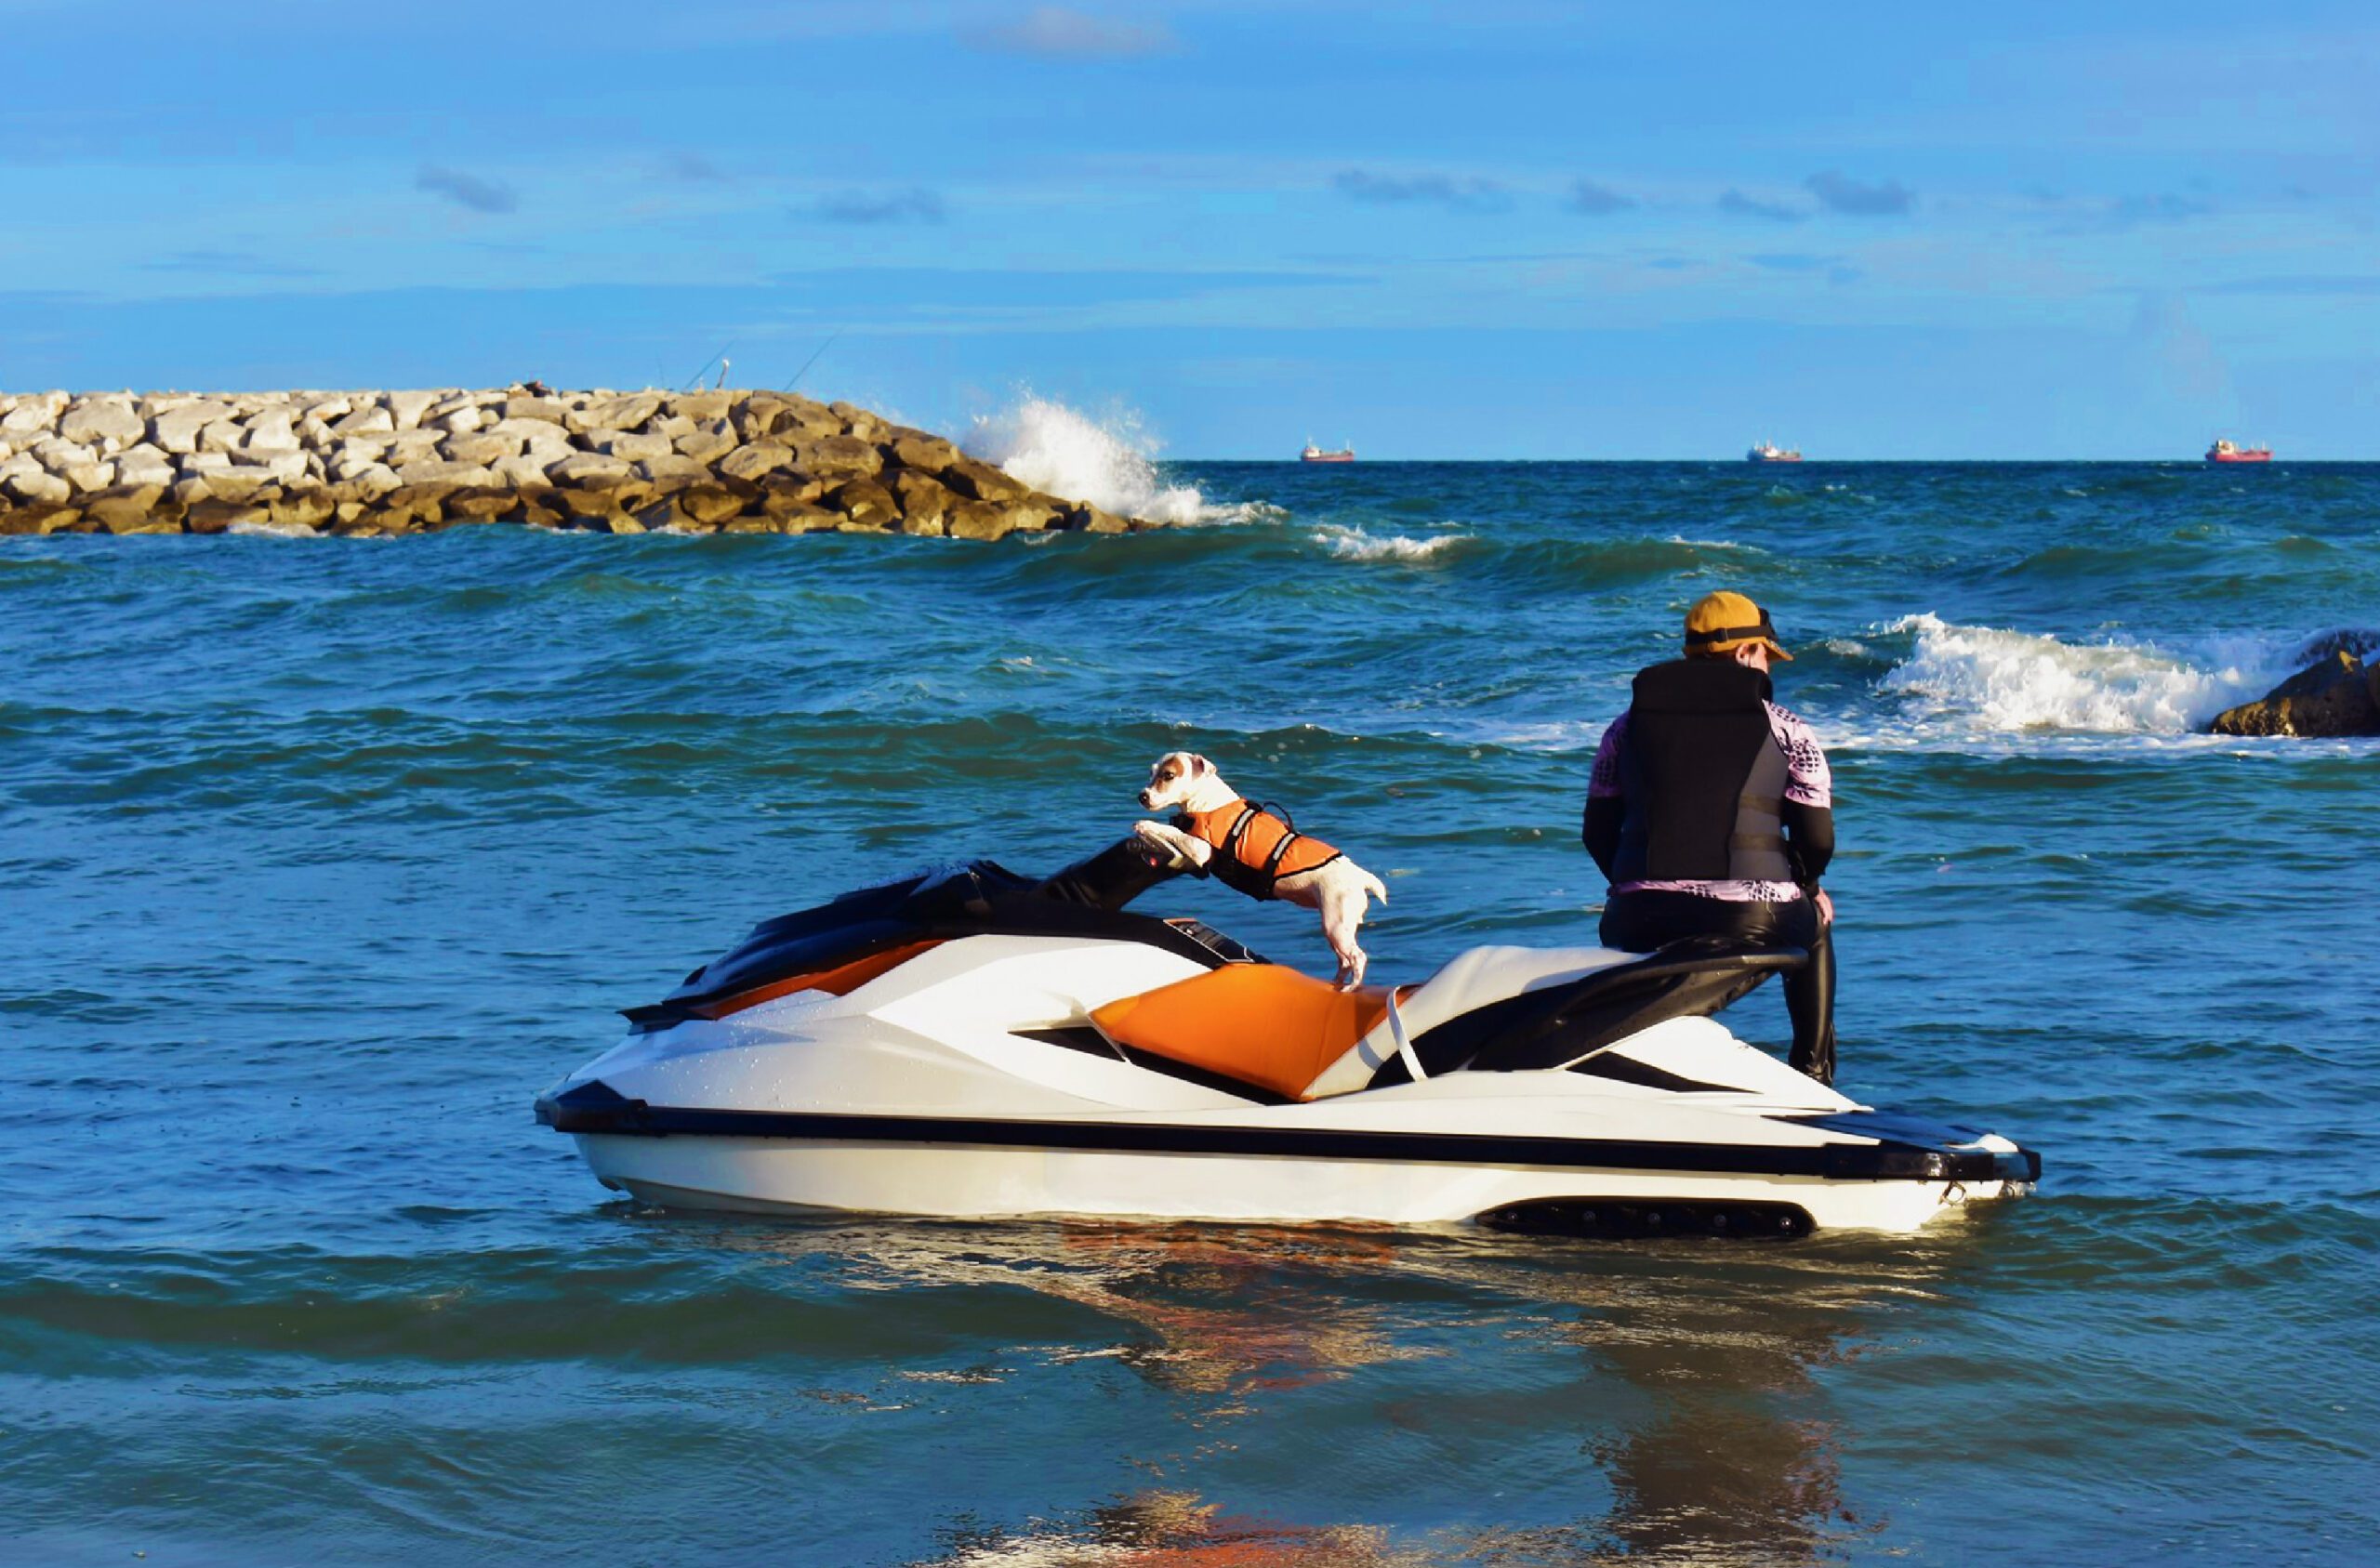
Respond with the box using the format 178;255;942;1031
4;416;2376;1563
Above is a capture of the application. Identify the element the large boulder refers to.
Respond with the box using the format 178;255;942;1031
31;436;98;471
486;416;573;458
675;422;738;465
886;431;962;471
636;453;713;493
945;499;1058;541
677;484;747;526
825;478;901;530
112;446;178;491
61;460;120;495
242;406;300;454
393;458;497;491
1;397;61;435
795;434;883;479
2209;650;2380;737
184;500;271;534
1066;502;1132;534
889;469;958;533
829;401;888;441
326;466;402;504
941;455;1028;504
86;488;178;533
200;466;278;504
0;464;71;506
546;451;635;486
60;398;145;448
386;390;442;429
719;442;795;482
593;429;674;463
755;472;828;518
570;392;662;434
0;502;81;534
667;390;734;423
443;431;523;468
331;403;397;438
487;455;556;492
734;395;831;443
269;491;339;530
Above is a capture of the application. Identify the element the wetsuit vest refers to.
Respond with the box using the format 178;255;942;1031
1174;799;1343;900
1612;659;1795;885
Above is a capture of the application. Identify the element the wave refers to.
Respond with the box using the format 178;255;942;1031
1311;525;1469;564
1876;613;2284;734
964;393;1265;526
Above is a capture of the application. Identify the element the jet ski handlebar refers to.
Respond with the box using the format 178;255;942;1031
1031;836;1184;912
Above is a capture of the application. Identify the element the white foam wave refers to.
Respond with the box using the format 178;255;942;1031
1878;613;2281;734
227;520;322;538
965;394;1260;525
1312;525;1467;563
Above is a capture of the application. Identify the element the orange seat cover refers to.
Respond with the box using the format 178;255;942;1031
1091;965;1393;1100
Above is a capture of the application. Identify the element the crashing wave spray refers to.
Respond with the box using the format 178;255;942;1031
964;394;1251;525
1878;613;2282;734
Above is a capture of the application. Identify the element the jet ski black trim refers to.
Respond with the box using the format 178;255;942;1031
1370;940;1806;1087
1573;1053;1743;1094
1477;1197;1814;1240
1013;1025;1126;1061
536;1079;2036;1182
1775;1109;2043;1182
1011;1026;1292;1106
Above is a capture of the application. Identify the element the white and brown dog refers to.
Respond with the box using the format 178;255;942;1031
1133;751;1389;987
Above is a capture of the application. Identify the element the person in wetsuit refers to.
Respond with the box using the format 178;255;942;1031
1581;591;1838;1083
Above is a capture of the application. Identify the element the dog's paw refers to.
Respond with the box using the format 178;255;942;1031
1132;820;1196;872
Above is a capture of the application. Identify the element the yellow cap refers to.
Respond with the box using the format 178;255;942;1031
1684;590;1792;660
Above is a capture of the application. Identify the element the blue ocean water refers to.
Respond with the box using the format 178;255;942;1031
4;457;2376;1565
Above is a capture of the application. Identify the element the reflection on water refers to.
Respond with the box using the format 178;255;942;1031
675;1211;1977;1565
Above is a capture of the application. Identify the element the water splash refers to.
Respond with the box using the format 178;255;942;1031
1878;613;2281;733
965;394;1254;525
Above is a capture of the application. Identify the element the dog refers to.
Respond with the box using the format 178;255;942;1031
1133;751;1388;987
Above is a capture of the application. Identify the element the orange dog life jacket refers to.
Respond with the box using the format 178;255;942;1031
1174;798;1343;900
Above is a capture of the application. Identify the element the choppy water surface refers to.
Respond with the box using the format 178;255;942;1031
5;460;2376;1564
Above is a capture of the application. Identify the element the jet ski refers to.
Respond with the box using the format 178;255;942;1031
536;841;2040;1236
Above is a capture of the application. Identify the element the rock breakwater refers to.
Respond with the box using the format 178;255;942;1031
0;387;1150;538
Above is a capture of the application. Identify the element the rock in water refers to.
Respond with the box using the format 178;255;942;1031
2208;651;2380;738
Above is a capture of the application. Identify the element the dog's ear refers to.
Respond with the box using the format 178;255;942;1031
1187;754;1210;776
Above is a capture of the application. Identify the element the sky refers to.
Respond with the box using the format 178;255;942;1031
2;0;2375;457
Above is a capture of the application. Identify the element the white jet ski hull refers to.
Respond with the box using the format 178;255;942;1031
539;859;2039;1239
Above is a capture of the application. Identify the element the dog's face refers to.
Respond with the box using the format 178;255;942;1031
1139;751;1212;810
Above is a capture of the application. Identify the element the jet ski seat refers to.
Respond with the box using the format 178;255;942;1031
1091;965;1399;1101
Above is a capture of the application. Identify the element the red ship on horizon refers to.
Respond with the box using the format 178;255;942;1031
2206;440;2271;464
1301;442;1355;463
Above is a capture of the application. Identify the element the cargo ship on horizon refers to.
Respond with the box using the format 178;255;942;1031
1747;441;1803;463
2206;440;2271;464
1301;442;1355;464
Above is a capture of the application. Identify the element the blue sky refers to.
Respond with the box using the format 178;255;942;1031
4;0;2374;456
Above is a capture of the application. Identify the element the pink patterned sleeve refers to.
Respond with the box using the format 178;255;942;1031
1766;703;1832;808
1588;713;1630;798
